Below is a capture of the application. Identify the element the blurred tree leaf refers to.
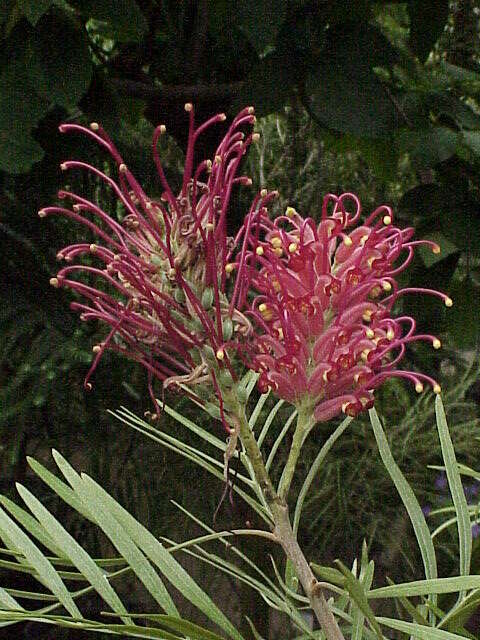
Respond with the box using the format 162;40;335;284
17;0;56;25
417;231;458;268
305;23;399;137
428;93;480;130
35;9;92;108
440;200;480;256
408;0;449;62
0;62;50;172
463;130;480;155
445;277;480;348
236;0;287;55
397;127;458;168
70;0;148;43
233;50;297;117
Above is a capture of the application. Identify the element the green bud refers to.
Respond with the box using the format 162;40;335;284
174;288;186;303
205;402;221;420
201;287;214;310
235;385;248;404
218;369;233;388
150;253;163;267
222;316;233;341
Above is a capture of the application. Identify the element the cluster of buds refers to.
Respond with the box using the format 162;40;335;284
40;105;258;423
228;193;452;421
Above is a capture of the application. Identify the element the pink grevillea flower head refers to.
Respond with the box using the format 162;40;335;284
39;105;258;423
228;193;452;422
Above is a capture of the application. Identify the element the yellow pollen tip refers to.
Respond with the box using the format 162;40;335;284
168;267;176;277
270;237;282;248
38;209;47;218
383;215;392;225
92;345;101;353
361;349;371;361
363;310;373;322
382;281;392;291
247;106;255;114
245;177;252;185
90;122;99;131
274;247;283;257
252;132;260;142
216;349;225;360
343;236;353;246
85;382;92;391
215;154;222;164
60;162;67;170
225;263;234;274
277;327;284;339
359;235;368;246
205;222;214;231
205;160;212;172
285;206;296;218
433;384;442;394
49;277;59;287
258;303;267;313
256;246;264;256
184;103;193;112
119;163;127;173
159;124;166;134
219;113;227;121
323;370;329;382
288;242;298;253
444;297;453;307
432;244;441;254
415;382;424;393
433;338;441;349
387;328;395;341
366;328;375;339
89;244;97;253
341;402;350;413
260;188;268;197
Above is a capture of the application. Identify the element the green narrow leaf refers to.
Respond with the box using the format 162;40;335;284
27;457;93;522
435;396;471;583
50;452;178;617
335;560;382;639
377;616;472;640
293;417;352;535
369;575;480;599
50;453;244;640
351;557;375;640
79;474;243;640
0;505;81;618
0;495;66;558
257;398;284;449
15;483;132;625
369;409;437;580
0;587;23;611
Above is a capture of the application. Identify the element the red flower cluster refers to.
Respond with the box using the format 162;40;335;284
41;106;451;424
40;105;257;411
228;193;451;421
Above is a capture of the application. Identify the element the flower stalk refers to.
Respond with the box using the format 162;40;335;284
227;390;345;640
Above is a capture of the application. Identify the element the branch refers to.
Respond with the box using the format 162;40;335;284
109;78;244;104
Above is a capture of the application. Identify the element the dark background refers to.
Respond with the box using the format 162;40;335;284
0;1;479;637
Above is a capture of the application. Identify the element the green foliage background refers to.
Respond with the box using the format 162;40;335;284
0;0;480;637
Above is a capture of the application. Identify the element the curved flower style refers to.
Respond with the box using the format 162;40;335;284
39;105;258;417
228;193;452;422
